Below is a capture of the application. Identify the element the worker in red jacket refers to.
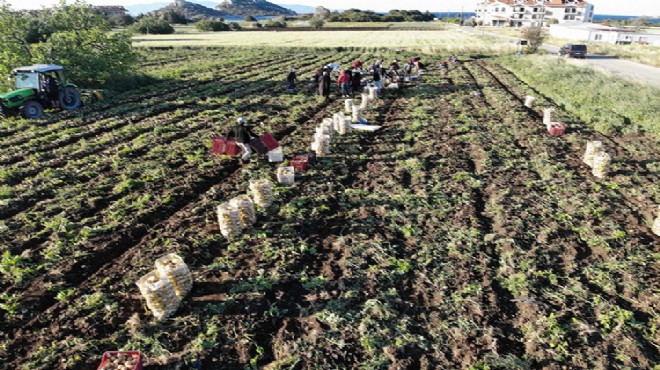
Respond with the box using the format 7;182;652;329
353;59;363;70
337;69;351;98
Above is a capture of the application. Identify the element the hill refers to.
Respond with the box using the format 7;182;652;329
150;0;228;20
215;0;296;16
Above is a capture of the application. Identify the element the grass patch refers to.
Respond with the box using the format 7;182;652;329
498;54;660;139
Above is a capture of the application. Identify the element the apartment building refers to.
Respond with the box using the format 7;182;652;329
476;0;594;27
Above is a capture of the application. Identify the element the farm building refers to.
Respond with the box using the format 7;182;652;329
550;22;660;45
476;0;594;27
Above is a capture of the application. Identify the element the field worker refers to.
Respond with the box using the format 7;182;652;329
389;59;401;71
353;59;363;70
440;60;449;77
226;117;258;164
41;73;59;108
337;69;351;97
318;69;331;98
286;68;297;92
351;69;362;95
371;64;382;93
403;60;414;76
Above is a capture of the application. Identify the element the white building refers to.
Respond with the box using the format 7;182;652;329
475;0;594;27
550;23;660;45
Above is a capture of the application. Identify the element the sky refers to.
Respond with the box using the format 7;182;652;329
5;0;660;17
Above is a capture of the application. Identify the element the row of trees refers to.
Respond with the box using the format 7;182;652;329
325;9;435;23
0;0;136;90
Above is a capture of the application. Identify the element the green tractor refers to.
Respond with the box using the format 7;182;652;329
0;64;81;119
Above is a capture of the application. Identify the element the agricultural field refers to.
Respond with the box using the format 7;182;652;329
132;29;517;55
0;46;658;370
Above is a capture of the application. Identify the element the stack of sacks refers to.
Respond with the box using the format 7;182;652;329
344;99;354;114
137;271;180;320
592;151;611;179
155;253;193;299
229;194;257;228
217;202;242;239
583;141;603;168
249;179;274;208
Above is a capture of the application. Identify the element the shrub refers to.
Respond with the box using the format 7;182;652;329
521;26;546;53
309;17;324;29
263;17;287;28
130;16;175;34
195;19;230;32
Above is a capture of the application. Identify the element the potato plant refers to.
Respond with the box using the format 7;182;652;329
0;47;657;369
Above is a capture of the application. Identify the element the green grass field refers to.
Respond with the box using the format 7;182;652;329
133;29;517;54
484;28;660;67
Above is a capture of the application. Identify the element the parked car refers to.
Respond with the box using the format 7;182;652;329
558;44;588;58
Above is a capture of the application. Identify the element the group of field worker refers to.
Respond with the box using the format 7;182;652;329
285;57;427;97
226;55;456;163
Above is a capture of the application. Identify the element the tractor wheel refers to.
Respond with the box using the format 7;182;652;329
21;101;44;119
59;87;81;110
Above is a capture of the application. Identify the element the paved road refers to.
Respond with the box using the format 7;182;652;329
459;26;660;88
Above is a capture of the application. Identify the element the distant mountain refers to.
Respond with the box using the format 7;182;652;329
150;0;228;20
215;0;296;17
127;0;219;16
275;3;316;14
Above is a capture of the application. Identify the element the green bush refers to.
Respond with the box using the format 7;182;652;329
263;17;287;28
130;16;175;34
309;17;324;29
195;19;230;32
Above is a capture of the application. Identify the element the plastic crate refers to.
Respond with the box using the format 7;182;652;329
211;137;226;154
277;166;295;185
97;351;143;370
248;137;269;155
260;132;279;151
267;147;284;162
225;140;240;156
548;122;566;136
291;156;309;172
211;137;239;156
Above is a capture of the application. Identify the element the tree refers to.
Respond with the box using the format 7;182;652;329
161;9;188;25
130;16;175;34
0;0;136;90
107;13;135;27
309;16;324;29
521;26;546;53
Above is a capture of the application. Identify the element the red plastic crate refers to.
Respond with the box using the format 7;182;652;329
225;140;240;156
97;351;143;370
211;137;226;154
260;132;279;151
548;122;566;136
211;137;240;156
291;156;309;172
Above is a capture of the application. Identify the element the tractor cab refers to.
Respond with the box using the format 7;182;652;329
0;64;81;119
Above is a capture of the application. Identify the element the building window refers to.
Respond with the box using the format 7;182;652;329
594;34;602;41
